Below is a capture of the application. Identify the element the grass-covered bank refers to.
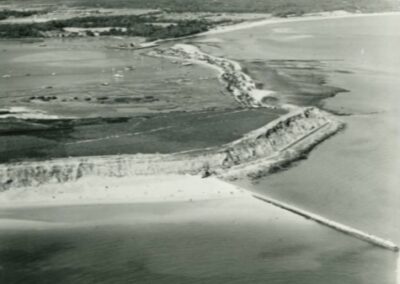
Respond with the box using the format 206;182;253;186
0;108;282;163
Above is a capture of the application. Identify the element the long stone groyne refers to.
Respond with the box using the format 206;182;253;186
0;107;343;191
253;193;399;252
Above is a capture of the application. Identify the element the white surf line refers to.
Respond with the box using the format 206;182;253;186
252;193;399;252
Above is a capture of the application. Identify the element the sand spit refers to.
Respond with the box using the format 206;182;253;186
150;44;277;108
253;193;399;252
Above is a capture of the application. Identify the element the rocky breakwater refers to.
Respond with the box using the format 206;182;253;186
149;44;277;108
0;107;343;191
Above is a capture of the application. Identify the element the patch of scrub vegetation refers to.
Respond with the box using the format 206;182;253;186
0;13;211;39
0;9;44;20
66;0;399;13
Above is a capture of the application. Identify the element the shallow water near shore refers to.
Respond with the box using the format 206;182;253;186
0;199;396;284
244;16;400;237
1;14;400;284
221;13;400;282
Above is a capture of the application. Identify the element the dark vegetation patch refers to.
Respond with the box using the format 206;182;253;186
0;9;44;20
1;0;398;38
26;95;159;104
112;96;159;104
0;13;211;39
0;108;283;163
0;239;78;284
0;116;131;135
66;0;398;13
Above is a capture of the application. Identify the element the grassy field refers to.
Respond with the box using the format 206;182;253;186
0;108;283;163
2;0;398;14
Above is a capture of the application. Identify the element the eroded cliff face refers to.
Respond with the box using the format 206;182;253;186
0;107;343;191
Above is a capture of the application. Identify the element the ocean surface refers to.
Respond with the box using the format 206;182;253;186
1;14;400;284
200;13;400;282
215;14;400;244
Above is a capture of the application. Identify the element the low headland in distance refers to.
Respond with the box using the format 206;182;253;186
0;0;399;40
0;40;344;206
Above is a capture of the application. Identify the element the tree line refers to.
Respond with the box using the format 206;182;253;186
0;9;43;21
0;14;211;39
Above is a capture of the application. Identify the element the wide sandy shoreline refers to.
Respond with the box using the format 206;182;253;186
0;174;249;208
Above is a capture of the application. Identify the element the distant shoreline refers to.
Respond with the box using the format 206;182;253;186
200;10;400;37
152;10;400;44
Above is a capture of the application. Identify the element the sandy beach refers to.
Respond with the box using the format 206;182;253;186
0;174;249;208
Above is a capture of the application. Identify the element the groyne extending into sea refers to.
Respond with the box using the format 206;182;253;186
253;193;399;252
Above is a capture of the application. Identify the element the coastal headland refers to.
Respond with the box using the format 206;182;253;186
0;43;344;198
0;106;343;192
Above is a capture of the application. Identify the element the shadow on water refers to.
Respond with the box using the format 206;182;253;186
0;240;77;284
